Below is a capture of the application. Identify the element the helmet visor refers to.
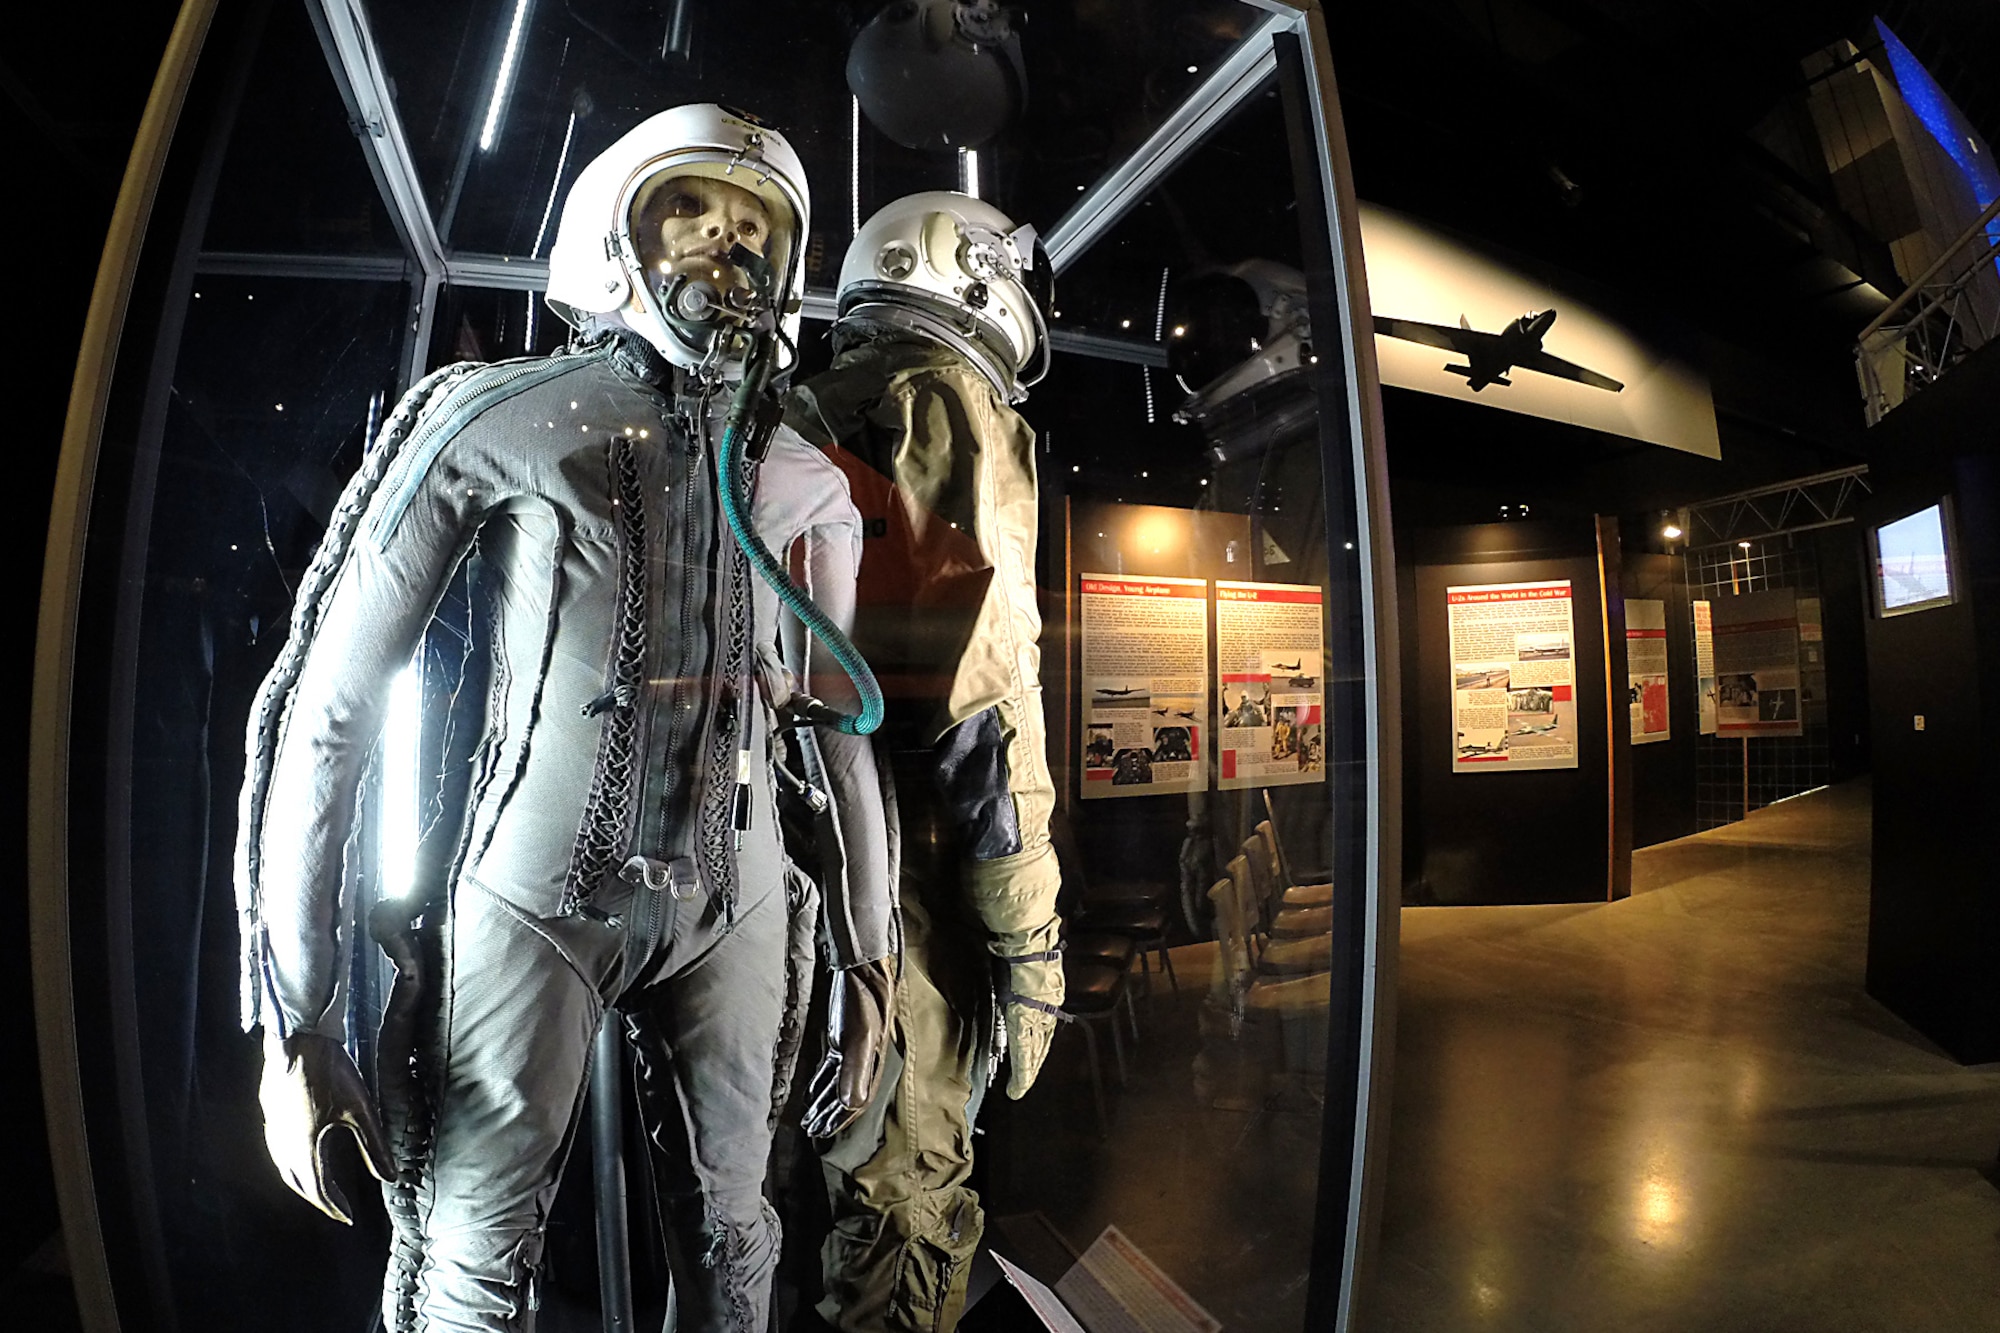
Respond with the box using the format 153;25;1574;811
626;164;797;318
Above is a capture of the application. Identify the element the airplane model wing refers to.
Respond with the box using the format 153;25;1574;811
1516;349;1624;393
1372;315;1488;354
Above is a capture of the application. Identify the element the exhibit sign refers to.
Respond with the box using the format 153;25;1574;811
1693;599;1717;735
1079;574;1209;799
1216;581;1326;790
1626;598;1670;744
1056;1226;1222;1333
1711;589;1802;737
1447;579;1579;772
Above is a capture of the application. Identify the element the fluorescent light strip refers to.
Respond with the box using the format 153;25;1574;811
380;664;421;900
530;110;577;258
851;95;862;237
960;147;981;199
479;0;535;153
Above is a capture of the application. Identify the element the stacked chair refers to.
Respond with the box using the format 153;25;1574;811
1047;813;1155;1135
1068;871;1177;995
1201;801;1340;1095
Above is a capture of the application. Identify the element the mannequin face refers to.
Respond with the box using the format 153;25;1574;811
630;175;777;299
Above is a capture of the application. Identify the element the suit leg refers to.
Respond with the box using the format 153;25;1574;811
625;883;789;1333
406;878;616;1332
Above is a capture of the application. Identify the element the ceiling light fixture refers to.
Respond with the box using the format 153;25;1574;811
479;0;536;152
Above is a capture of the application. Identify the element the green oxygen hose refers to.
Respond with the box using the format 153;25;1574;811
715;320;885;736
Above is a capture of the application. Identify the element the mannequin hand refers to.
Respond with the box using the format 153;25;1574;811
258;1030;394;1224
803;956;897;1139
992;916;1065;1100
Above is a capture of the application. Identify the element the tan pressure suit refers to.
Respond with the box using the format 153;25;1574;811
785;332;1060;1332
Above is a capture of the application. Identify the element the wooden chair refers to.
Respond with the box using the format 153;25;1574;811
1229;853;1333;976
1258;790;1335;906
1207;877;1332;1021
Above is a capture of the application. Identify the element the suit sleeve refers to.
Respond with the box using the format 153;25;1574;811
761;434;897;967
884;370;1061;943
237;370;493;1039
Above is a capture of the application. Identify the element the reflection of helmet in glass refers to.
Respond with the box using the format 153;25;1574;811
1168;260;1313;422
836;191;1050;402
545;103;811;372
847;1;1026;152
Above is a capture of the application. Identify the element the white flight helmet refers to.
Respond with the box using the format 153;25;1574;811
835;191;1050;402
1171;260;1312;422
545;103;811;373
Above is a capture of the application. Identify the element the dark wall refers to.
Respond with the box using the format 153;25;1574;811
1852;340;2000;1064
1623;550;1699;849
1815;523;1873;785
1403;520;1614;905
1861;457;1999;1063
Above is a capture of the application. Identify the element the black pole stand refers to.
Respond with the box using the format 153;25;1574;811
591;1016;637;1332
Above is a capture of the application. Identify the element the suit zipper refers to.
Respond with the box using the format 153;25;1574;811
633;412;706;943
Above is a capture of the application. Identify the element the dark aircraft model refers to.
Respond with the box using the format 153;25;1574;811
1174;709;1198;722
1272;660;1301;672
1372;308;1625;393
1096;686;1143;697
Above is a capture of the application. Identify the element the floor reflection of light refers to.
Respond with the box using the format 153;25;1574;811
1732;1058;1764;1119
1467;1247;1508;1318
1634;1157;1686;1250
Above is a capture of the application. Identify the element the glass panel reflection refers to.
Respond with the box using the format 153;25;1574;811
65;4;1373;1331
131;274;408;1330
974;79;1340;1333
203;0;404;256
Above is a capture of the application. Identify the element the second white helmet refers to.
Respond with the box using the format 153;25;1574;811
836;191;1049;400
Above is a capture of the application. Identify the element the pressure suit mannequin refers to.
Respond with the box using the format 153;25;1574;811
783;192;1059;1333
236;105;894;1333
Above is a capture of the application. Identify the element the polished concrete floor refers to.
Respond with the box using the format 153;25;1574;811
1368;781;2000;1332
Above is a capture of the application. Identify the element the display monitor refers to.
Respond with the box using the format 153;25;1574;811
1871;500;1956;617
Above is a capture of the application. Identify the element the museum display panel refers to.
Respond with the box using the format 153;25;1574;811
34;3;1396;1330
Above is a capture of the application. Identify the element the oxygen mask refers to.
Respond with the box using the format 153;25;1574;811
652;243;775;340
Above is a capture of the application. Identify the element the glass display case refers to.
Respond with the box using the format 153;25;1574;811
33;2;1399;1329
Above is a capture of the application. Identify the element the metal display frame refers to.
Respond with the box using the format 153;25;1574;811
31;1;1400;1327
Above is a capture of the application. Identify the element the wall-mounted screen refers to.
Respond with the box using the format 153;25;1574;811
1872;501;1956;617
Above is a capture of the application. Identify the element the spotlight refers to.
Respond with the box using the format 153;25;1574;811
1661;523;1682;540
1738;540;1752;550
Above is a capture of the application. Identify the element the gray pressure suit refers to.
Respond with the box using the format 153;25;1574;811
235;328;892;1333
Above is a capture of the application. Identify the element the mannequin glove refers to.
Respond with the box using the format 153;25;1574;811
991;915;1065;1100
802;955;897;1140
258;1029;395;1224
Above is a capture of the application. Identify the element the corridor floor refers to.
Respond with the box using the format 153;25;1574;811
1367;781;2000;1332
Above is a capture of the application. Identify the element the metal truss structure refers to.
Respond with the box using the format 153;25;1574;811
1855;194;2000;426
1682;465;1873;549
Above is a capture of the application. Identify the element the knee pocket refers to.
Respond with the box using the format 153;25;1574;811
890;1193;982;1333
